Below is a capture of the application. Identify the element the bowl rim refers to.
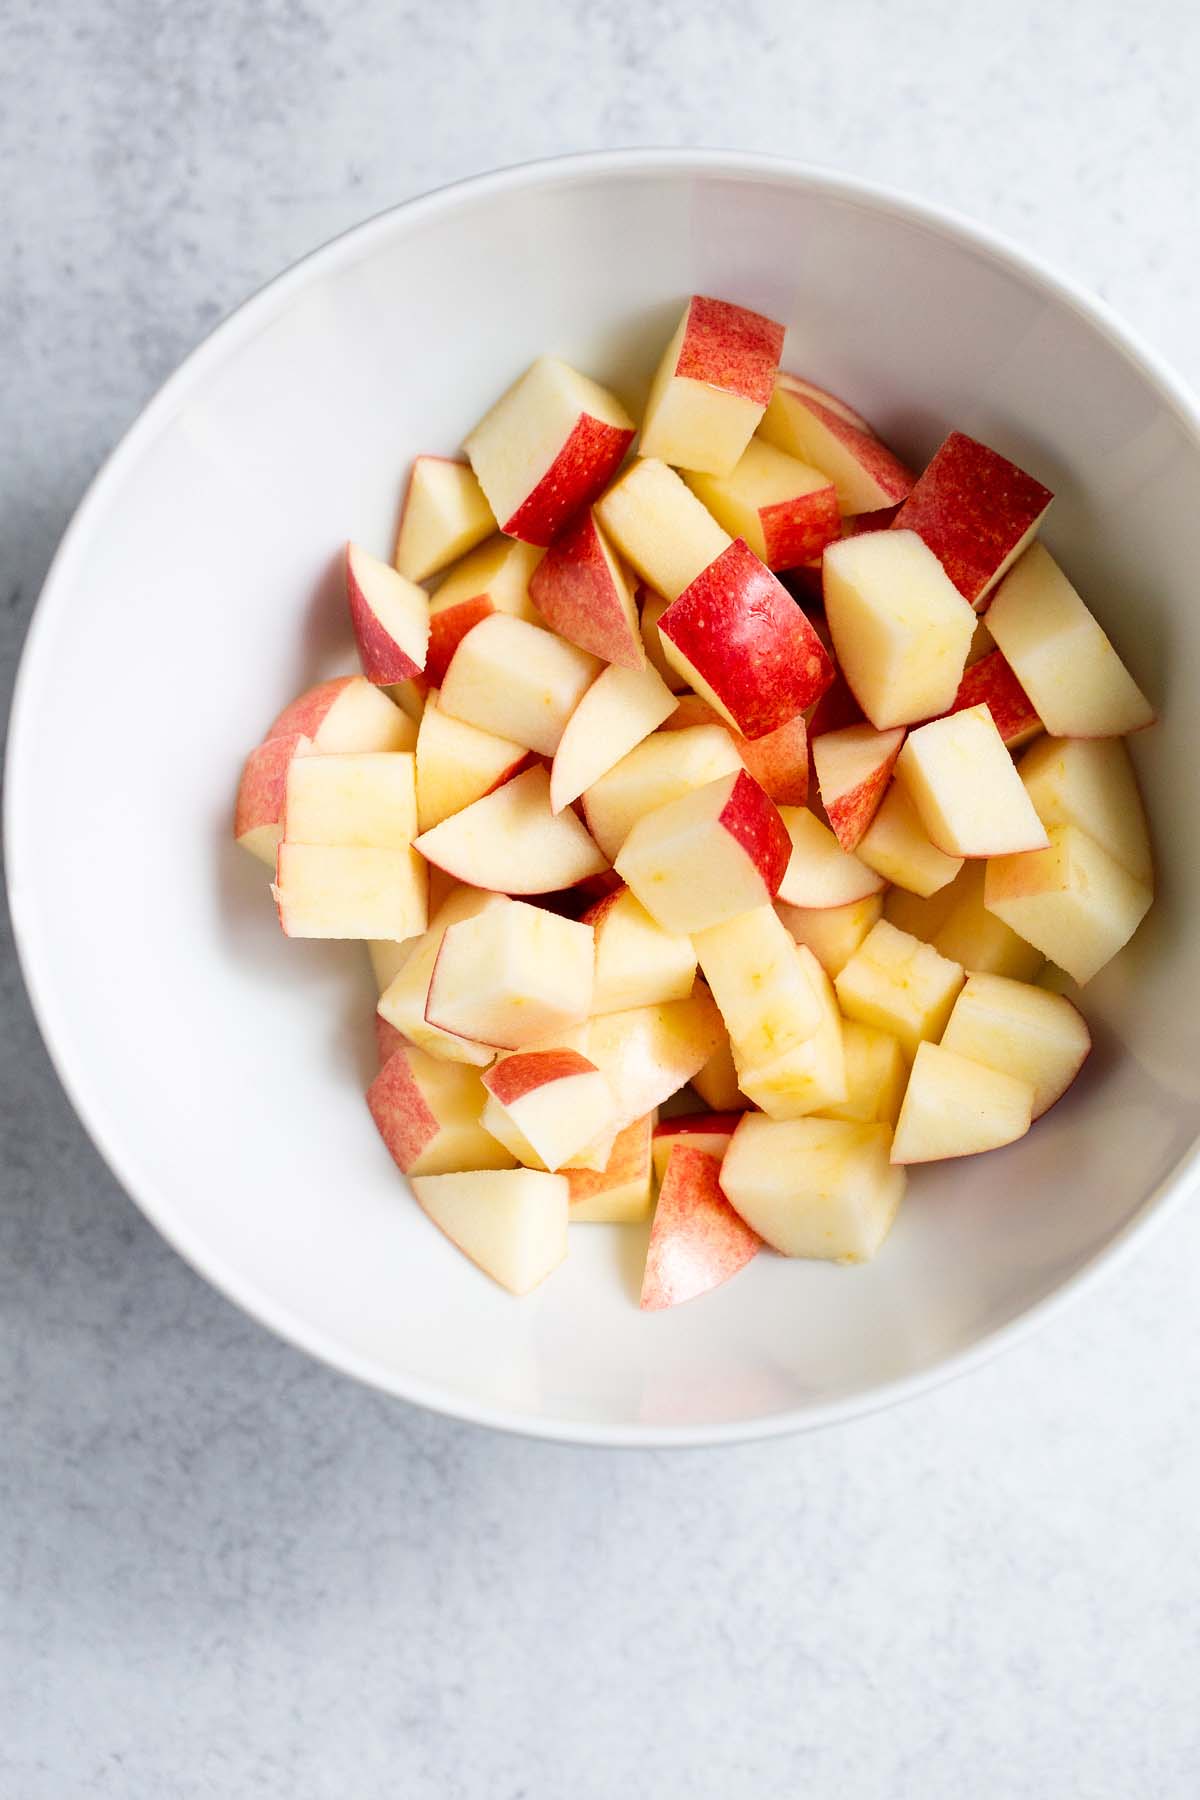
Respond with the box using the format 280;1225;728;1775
8;146;1200;1449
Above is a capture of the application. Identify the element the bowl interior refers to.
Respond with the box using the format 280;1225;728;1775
9;156;1200;1444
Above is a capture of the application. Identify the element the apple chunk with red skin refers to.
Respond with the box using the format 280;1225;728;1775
414;766;607;896
657;540;834;740
890;430;1053;608
549;661;677;814
812;722;905;852
615;768;791;935
367;1044;515;1177
662;694;810;807
266;674;416;752
481;1049;615;1173
425;899;594;1050
567;1115;656;1223
758;372;915;515
640;1145;761;1311
345;541;430;684
639;295;785;477
410;1168;568;1295
235;733;313;864
941;649;1042;749
529;510;643;668
424;537;543;687
582;885;697;1014
464;354;635;546
894;705;1049;859
581;723;744;863
651;1114;742;1185
393;455;494;583
684;440;841;570
596;459;731;602
983;824;1152;986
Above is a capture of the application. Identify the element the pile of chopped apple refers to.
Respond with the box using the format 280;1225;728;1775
235;295;1155;1308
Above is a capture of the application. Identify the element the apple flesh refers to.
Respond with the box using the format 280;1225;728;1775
410;1168;568;1295
683;439;840;570
394;455;494;583
941;972;1091;1118
693;905;824;1066
378;885;508;1065
567;1114;656;1223
651;1113;742;1184
615;768;791;934
581;724;745;862
640;1145;761;1311
438;613;601;757
639;295;785;477
661;696;810;807
283;750;417;850
235;732;312;865
528;510;643;668
267;674;416;753
583;885;697;1014
425;899;594;1049
757;372;915;515
818;1020;907;1127
367;1043;514;1176
424;536;543;687
777;891;883;979
890;430;1053;607
345;541;430;685
894;704;1050;858
857;780;964;897
414;688;528;833
775;806;885;909
481;1049;615;1172
983;824;1153;985
942;649;1042;749
549;661;677;814
734;945;847;1120
890;1041;1034;1163
414;766;608;894
811;722;905;851
720;1113;905;1262
273;843;428;942
835;918;964;1060
595;458;731;601
1017;735;1152;884
565;987;726;1135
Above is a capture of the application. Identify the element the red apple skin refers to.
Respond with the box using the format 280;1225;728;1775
814;724;905;852
566;1114;653;1209
942;650;1042;748
845;506;902;534
426;597;494;687
375;1015;410;1068
774;375;915;503
653;1112;745;1145
718;769;793;899
660;699;808;807
266;677;355;741
640;1145;761;1310
808;669;865;739
677;297;785;404
366;1047;438;1173
501;415;635;546
760;486;842;571
484;1048;598;1106
345;543;424;684
235;732;305;839
528;512;641;667
659;540;835;739
890;431;1053;607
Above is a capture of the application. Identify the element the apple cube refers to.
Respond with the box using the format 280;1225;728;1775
273;844;427;941
549;661;677;814
651;1113;742;1184
693;906;823;1067
811;723;905;852
661;697;810;807
639;586;689;692
774;806;884;909
567;1114;656;1223
758;372;914;515
927;862;1044;980
890;1041;1034;1163
378;885;509;1065
890;431;1053;607
894;705;1050;858
414;766;608;894
683;439;841;570
1017;735;1152;884
465;355;635;546
835;919;964;1060
640;1145;761;1310
691;1029;744;1111
375;1013;409;1068
283;751;417;849
581;725;744;862
983;824;1153;985
571;987;725;1133
393;455;494;583
437;613;600;757
818;1021;907;1127
777;892;883;978
528;510;643;668
720;1113;905;1261
595;458;731;601
425;900;594;1049
941;973;1091;1118
734;945;847;1120
267;674;416;753
985;544;1154;736
414;688;528;833
424;536;543;687
615;769;791;934
857;781;964;897
367;1044;514;1177
345;541;430;685
823;530;977;728
235;732;312;865
639;295;785;476
582;885;697;1014
410;1168;568;1295
942;649;1042;749
481;1049;615;1172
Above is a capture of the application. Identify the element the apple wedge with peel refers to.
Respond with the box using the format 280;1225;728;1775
639;295;785;477
465;355;635;546
375;1014;409;1069
777;892;883;979
835;919;964;1060
942;649;1042;749
367;1044;514;1177
582;886;697;1014
890;431;1053;608
720;1113;905;1262
640;1145;761;1311
414;766;607;894
273;844;428;942
691;1030;745;1111
424;537;543;686
567;1115;656;1223
529;510;643;667
818;1020;907;1127
941;973;1091;1118
414;689;528;833
894;705;1050;858
235;732;313;865
811;723;905;852
394;455;494;583
267;674;416;753
693;905;824;1067
425;900;594;1049
569;988;726;1134
345;541;430;685
595;458;731;601
758;373;914;515
661;697;810;807
283;751;417;850
438;614;601;757
890;1041;1034;1163
683;440;841;570
857;781;964;897
549;661;677;813
410;1168;569;1295
581;725;745;862
481;1049;615;1172
1016;735;1152;884
378;885;509;1065
734;945;847;1120
615;769;792;934
651;1113;743;1185
983;824;1153;985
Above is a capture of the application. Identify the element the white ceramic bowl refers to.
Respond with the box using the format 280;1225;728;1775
8;151;1200;1446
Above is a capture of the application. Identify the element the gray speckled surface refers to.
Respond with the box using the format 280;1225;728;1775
4;3;1200;1794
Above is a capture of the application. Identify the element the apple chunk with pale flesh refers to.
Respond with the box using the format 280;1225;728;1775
425;899;594;1049
651;1113;742;1184
758;372;914;515
941;973;1091;1118
661;697;810;807
691;1029;745;1110
918;861;1044;980
835;919;964;1060
774;806;885;909
465;355;635;546
235;733;313;865
823;530;977;729
890;1041;1033;1164
684;440;841;570
734;945;847;1120
818;1021;907;1128
890;431;1053;608
595;458;731;601
640;1146;761;1311
481;1050;615;1172
569;987;725;1134
273;844;427;942
414;766;607;895
345;542;430;685
529;510;643;667
378;885;507;1065
582;885;697;1014
567;1115;656;1223
894;705;1049;858
414;688;528;833
639;295;785;477
720;1113;905;1262
410;1169;568;1295
694;906;823;1064
811;723;905;852
424;537;543;687
941;649;1042;749
267;674;416;753
616;769;791;935
438;613;600;757
549;661;677;813
1017;735;1152;884
983;825;1152;985
985;544;1154;737
394;455;494;583
777;892;883;979
367;1044;514;1176
582;724;744;862
857;781;964;897
657;540;834;739
283;751;417;850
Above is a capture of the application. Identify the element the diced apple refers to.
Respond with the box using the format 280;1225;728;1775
639;295;785;476
777;892;883;978
775;807;885;909
823;530;977;728
581;725;745;862
394;455;494;583
571;987;726;1133
941;973;1091;1118
818;1021;906;1127
720;1113;905;1261
437;614;600;757
691;1027;745;1111
567;1114;656;1223
811;722;905;851
894;705;1049;858
758;372;915;515
425;900;594;1049
345;541;430;684
582;885;697;1014
890;431;1053;607
693;905;823;1065
984;544;1154;736
528;509;643;667
549;661;677;813
283;751;417;850
367;1043;514;1176
640;1145;761;1310
857;781;964;896
424;537;543;687
661;697;810;807
273;844;427;941
683;440;841;569
414;765;607;893
410;1168;568;1295
983;824;1153;985
378;885;509;1065
595;458;731;601
926;862;1044;980
1017;735;1152;883
615;769;791;934
481;1049;615;1172
414;688;528;833
734;945;847;1119
235;732;313;865
464;355;635;546
267;675;416;753
942;649;1042;749
890;1041;1033;1163
375;1013;409;1068
834;919;964;1059
651;1113;742;1184
639;586;689;691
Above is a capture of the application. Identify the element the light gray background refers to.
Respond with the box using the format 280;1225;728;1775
4;3;1200;1795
